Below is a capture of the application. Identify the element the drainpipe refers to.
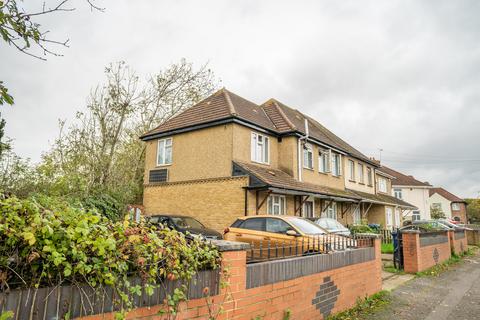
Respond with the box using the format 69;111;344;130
297;118;310;182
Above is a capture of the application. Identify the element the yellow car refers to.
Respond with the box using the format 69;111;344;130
224;215;353;261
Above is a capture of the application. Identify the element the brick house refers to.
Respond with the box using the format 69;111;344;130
140;88;415;231
429;187;468;222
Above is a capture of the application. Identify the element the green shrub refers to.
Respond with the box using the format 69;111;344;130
349;224;375;234
381;243;394;254
0;195;220;313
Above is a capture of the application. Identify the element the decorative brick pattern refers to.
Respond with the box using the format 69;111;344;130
312;276;340;318
79;239;383;320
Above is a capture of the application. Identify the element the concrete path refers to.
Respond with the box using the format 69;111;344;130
365;249;480;320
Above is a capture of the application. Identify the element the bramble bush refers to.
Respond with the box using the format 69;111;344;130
0;194;220;315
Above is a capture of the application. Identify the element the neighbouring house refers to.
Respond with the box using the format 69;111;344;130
429;187;468;222
140;88;415;232
378;166;432;222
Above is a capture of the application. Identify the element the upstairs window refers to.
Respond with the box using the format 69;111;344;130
394;188;403;199
331;153;342;176
358;163;364;183
452;203;460;211
367;167;373;186
378;177;387;193
348;160;355;181
319;149;330;173
267;195;286;215
412;211;421;221
157;138;173;165
303;143;313;169
251;132;269;164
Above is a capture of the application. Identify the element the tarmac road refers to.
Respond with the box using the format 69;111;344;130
365;249;480;320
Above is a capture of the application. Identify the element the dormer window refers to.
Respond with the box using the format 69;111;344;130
157;138;172;166
251;132;269;164
303;143;313;169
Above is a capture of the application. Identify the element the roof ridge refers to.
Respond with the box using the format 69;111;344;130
221;88;238;116
266;99;297;130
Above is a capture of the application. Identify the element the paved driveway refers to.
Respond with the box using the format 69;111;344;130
365;250;480;320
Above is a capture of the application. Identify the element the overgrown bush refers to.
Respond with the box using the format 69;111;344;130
0;195;220;314
349;224;376;234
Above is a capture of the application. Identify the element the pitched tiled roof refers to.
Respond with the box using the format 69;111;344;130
234;161;361;200
267;99;372;163
429;187;466;203
347;189;417;209
141;88;375;165
379;166;432;187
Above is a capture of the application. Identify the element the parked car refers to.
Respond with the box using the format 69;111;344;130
224;215;355;259
314;218;351;236
147;214;222;240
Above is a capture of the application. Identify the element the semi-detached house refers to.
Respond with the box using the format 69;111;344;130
140;88;416;232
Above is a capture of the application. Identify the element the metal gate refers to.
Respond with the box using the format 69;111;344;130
392;228;404;269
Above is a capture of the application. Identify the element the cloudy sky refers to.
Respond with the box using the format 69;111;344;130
2;0;480;197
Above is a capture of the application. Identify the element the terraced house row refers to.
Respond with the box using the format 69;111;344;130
140;88;417;232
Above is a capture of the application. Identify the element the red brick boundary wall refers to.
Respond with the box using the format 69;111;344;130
466;229;480;246
448;230;468;255
80;239;382;320
402;231;451;273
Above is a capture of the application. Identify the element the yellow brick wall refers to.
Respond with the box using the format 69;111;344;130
144;124;234;184
143;176;248;232
232;124;279;168
366;204;386;227
278;136;298;178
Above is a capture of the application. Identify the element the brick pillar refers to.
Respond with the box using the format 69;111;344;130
402;231;420;273
447;230;454;253
373;237;383;290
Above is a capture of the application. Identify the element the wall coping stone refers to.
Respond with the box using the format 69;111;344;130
208;239;250;252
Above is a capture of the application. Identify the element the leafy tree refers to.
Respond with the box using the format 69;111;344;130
2;59;218;218
0;114;10;156
0;0;103;105
465;198;480;223
430;205;446;219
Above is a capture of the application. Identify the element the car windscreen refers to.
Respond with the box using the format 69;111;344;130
170;217;205;229
288;218;326;235
317;218;345;231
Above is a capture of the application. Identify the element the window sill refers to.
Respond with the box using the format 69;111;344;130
251;160;270;166
318;171;328;175
358;182;365;185
348;179;356;183
156;163;172;167
303;167;315;171
332;174;341;178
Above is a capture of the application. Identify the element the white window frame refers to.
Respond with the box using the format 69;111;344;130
378;177;387;193
323;202;337;219
303;143;314;169
367;167;373;186
267;195;286;216
394;208;401;227
348;160;355;181
386;207;393;228
412;210;421;221
358;163;364;183
251;132;270;164
319;149;330;173
303;199;315;218
432;203;442;210
452;203;460;211
353;206;361;225
393;188;403;199
156;137;173;166
331;153;342;177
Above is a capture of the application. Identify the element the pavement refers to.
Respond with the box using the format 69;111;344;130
365;248;480;320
